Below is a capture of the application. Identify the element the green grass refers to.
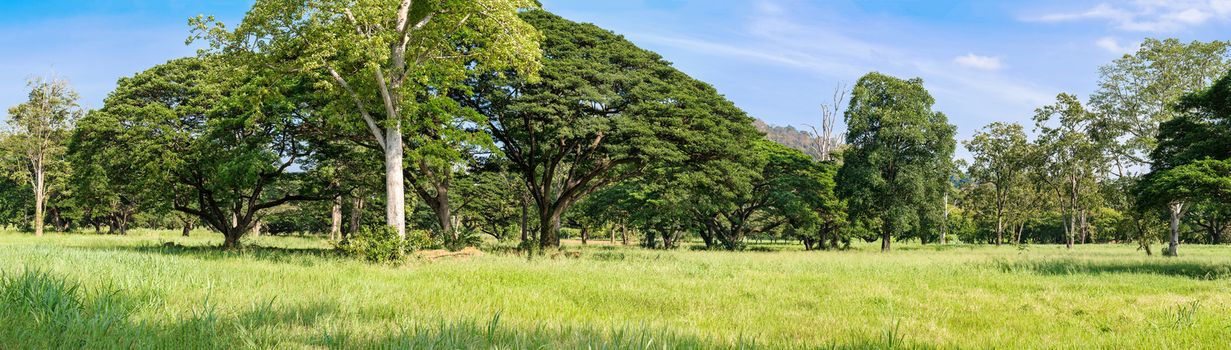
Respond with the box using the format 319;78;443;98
2;229;1231;349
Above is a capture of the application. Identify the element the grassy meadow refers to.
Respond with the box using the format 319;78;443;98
1;229;1230;349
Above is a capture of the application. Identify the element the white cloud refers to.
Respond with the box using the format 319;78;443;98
636;0;1057;137
1095;37;1138;54
953;54;1004;71
1025;1;1231;32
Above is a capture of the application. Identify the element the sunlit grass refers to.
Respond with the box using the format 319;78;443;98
1;229;1230;348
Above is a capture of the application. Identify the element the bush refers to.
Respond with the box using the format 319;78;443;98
339;226;411;264
442;227;483;252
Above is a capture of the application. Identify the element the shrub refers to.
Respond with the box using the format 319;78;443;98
338;226;409;264
442;228;483;252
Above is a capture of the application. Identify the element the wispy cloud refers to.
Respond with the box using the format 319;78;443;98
1095;37;1138;54
634;0;1056;137
1024;1;1231;32
953;54;1004;71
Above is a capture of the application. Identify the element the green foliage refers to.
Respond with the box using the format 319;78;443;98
338;225;433;264
1091;38;1231;169
75;57;328;248
964;122;1032;244
2;77;82;235
0;269;134;348
838;72;956;250
441;227;483;252
462;10;761;248
1138;159;1231;209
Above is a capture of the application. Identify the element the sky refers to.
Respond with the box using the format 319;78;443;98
3;0;1231;154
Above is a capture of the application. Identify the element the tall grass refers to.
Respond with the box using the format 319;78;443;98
1;229;1230;348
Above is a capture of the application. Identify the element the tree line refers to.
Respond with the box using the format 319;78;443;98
955;39;1231;256
1;1;1228;256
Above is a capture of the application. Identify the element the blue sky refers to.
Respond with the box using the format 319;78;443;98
4;0;1231;151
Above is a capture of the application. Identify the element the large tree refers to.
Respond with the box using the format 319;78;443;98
1139;69;1231;256
837;72;956;252
461;11;761;248
964;122;1031;245
1090;38;1231;174
1033;93;1107;248
75;57;327;248
2;77;82;237
197;0;544;239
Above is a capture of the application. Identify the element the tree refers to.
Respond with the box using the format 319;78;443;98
197;0;544;239
1139;69;1231;256
2;77;82;236
1090;38;1231;174
1137;159;1231;256
461;11;761;248
453;160;526;242
837;72;956;252
1034;93;1107;248
77;57;327;248
964;122;1030;245
808;84;847;162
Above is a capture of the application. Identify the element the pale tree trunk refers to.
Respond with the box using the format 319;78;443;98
940;192;948;244
385;125;407;239
621;223;629;245
330;195;343;240
1079;210;1089;244
33;165;45;237
1168;201;1185;257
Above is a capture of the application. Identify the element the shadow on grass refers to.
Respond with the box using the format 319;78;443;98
69;242;344;267
996;258;1231;280
0;269;938;349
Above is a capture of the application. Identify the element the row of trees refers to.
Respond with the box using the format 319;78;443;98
3;2;1225;256
0;4;857;251
956;39;1231;256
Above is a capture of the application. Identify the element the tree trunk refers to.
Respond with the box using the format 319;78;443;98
223;229;242;249
251;220;262;237
182;220;193;237
1079;210;1089;244
581;226;588;245
881;225;892;252
348;196;364;238
995;215;1004;246
519;196;528;245
33;167;44;237
330;195;342;241
699;226;715;249
621;223;629;245
1168;201;1184;257
435;189;452;241
385;127;407;239
940;192;948;244
537;208;561;249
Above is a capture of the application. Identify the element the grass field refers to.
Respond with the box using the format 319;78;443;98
1;229;1230;349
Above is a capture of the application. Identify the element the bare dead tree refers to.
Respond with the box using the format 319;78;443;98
807;84;848;162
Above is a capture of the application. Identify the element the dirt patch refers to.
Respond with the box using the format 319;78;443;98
418;247;485;261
